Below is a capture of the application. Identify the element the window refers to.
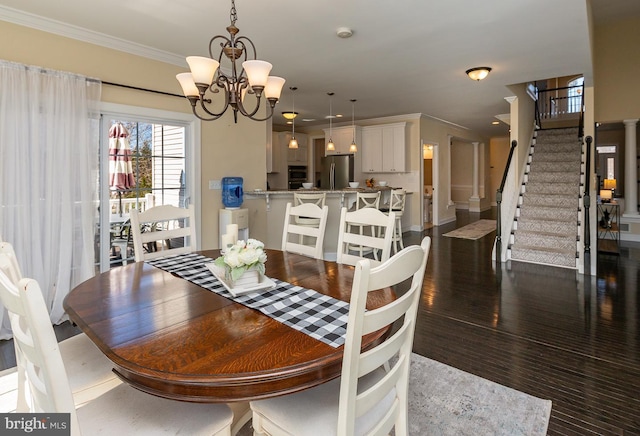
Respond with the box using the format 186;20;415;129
567;76;584;113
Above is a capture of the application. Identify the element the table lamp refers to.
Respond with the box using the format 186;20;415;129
600;189;612;203
603;178;617;197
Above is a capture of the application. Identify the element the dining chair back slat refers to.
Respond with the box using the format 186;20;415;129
130;204;196;262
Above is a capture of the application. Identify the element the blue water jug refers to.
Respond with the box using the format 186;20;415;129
222;177;243;209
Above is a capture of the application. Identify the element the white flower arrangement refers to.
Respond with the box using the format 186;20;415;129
214;239;267;283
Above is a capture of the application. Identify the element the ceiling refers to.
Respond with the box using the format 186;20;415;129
1;0;639;137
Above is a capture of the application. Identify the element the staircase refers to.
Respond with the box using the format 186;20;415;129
508;127;582;269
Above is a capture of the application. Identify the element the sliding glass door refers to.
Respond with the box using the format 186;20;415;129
95;105;197;273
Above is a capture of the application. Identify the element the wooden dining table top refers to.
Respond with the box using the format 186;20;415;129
63;249;395;403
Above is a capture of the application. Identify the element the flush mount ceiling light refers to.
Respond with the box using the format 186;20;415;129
466;67;492;81
282;111;298;120
176;0;285;123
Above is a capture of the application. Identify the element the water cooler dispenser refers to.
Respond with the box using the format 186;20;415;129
219;177;249;245
222;177;243;209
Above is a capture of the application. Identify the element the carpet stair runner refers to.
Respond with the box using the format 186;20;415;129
509;127;582;268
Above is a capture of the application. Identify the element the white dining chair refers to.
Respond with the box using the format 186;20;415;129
250;237;432;436
336;207;396;267
282;202;329;260
0;260;234;436
0;242;121;409
130;204;196;261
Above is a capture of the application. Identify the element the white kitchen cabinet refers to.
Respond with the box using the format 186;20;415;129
323;126;361;156
361;127;383;172
361;122;406;172
267;131;281;173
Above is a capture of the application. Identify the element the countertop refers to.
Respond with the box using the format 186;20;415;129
247;186;407;195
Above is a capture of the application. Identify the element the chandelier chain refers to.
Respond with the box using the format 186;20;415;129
230;0;238;26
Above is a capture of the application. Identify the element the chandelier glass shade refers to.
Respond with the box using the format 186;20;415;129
176;0;285;123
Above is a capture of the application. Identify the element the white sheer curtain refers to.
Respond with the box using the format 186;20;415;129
0;60;101;339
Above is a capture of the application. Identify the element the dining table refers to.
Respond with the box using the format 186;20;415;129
63;249;395;403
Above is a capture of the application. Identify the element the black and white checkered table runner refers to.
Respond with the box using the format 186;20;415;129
147;253;349;348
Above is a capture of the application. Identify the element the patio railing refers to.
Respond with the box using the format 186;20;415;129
109;194;155;216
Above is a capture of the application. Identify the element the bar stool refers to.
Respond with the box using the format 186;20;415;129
380;189;406;253
354;191;380;210
293;192;327;244
348;191;381;257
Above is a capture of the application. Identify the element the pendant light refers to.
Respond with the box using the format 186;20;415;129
349;99;357;153
326;92;335;152
288;87;298;149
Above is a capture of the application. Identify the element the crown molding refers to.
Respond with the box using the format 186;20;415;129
0;5;185;67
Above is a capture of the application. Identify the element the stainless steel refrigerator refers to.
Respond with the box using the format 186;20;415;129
320;154;354;190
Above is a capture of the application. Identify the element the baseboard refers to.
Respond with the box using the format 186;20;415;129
437;215;457;226
621;233;640;243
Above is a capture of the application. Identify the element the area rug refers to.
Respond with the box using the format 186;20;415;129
236;353;552;435
408;353;551;435
443;219;497;240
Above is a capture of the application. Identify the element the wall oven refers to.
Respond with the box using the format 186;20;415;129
288;165;308;190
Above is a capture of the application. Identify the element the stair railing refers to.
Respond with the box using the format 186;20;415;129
534;84;584;131
583;135;593;253
578;85;585;139
495;140;517;264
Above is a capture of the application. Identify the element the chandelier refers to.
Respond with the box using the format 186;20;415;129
176;0;285;123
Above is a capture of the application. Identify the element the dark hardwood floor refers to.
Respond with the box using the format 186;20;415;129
408;209;640;435
1;208;639;434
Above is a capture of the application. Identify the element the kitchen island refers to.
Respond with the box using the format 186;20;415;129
245;187;410;260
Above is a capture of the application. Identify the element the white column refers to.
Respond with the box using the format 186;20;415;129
471;141;480;200
623;119;638;216
447;135;454;208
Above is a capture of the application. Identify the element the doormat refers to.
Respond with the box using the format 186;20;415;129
443;219;497;240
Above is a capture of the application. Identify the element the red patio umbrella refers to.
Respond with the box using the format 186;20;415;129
108;122;135;216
